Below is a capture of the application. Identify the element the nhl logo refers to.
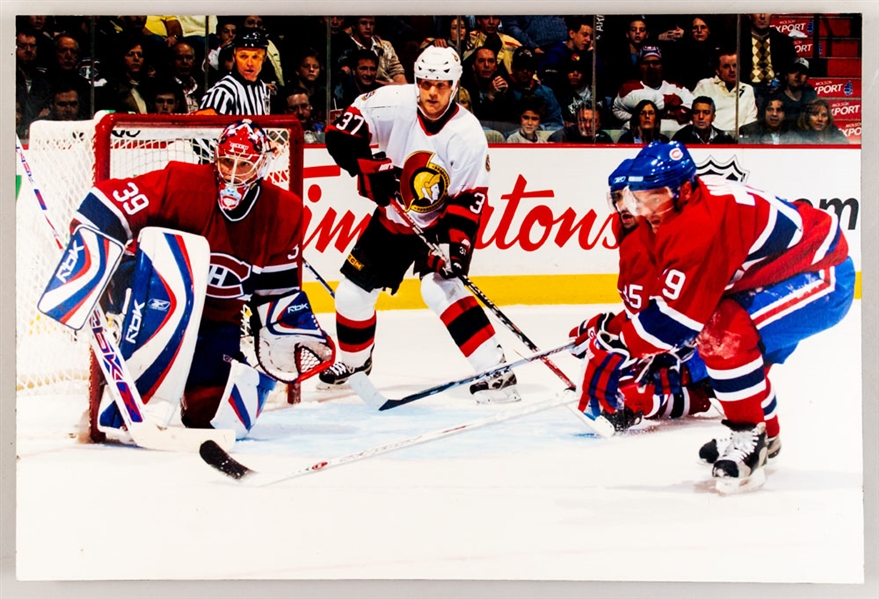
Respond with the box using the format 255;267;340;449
697;155;749;182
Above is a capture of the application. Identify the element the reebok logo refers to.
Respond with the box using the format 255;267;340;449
55;241;84;283
124;300;146;344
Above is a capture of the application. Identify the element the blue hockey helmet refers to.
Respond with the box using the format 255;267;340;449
625;141;697;192
608;158;633;192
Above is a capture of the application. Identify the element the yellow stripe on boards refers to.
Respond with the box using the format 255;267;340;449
303;270;862;314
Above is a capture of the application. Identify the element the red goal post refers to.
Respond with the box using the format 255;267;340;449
17;112;306;424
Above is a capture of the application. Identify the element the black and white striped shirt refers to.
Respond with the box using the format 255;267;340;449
199;70;270;115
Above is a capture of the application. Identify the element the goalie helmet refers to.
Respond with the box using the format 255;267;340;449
214;120;270;218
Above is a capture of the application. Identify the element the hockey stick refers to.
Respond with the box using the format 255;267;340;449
17;138;235;452
388;201;577;389
302;257;336;298
199;386;609;486
349;342;576;410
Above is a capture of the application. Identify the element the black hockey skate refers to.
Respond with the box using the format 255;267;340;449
602;406;644;432
711;420;769;494
699;432;781;464
316;354;373;389
469;369;521;404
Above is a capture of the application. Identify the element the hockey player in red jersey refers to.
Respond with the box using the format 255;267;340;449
321;45;520;403
70;120;332;439
580;141;854;493
570;159;713;433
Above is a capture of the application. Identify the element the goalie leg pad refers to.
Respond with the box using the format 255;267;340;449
38;224;124;330
209;360;277;440
421;273;502;372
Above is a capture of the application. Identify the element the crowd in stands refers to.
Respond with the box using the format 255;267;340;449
16;14;855;145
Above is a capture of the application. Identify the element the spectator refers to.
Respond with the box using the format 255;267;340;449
771;57;818;128
147;78;186;114
208;43;236;88
283;86;325;144
461;46;516;131
662;16;723;90
671;96;736;144
600;16;650;98
207;18;237;71
548;104;613;143
506;97;548;143
555;57;593;127
198;29;271;115
22;15;55;69
537;16;594;95
45;34;91;118
617;99;669;144
98;37;152;114
16;99;29;143
738;14;798;108
738;97;802;144
465;16;522;76
145;15;184;48
421;16;470;55
796;98;849;144
456;87;473;112
170;42;204;113
16;29;52;130
328;16;358;79
95;16;166;71
692;48;758;134
332;49;381;111
44;84;83;121
287;49;328;122
240;16;285;87
501;16;568;53
349;16;407;84
506;47;564;131
612;45;693;133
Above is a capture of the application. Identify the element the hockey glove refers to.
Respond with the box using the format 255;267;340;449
426;233;473;279
569;312;616;359
579;331;631;416
636;344;696;396
356;154;397;207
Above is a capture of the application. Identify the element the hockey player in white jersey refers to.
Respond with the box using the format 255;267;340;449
321;46;520;403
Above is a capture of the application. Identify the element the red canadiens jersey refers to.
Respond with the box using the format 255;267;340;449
327;84;490;236
616;217;656;317
620;175;849;358
73;162;303;324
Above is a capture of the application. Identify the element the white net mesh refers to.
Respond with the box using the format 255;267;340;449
17;113;300;397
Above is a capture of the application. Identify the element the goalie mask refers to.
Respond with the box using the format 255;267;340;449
214;120;270;219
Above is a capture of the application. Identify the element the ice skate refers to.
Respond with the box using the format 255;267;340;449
699;432;781;464
316;354;372;390
470;369;521;404
711;420;769;494
601;406;644;432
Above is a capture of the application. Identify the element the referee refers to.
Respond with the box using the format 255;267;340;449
198;30;271;115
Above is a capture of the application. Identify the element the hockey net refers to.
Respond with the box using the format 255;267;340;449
17;113;305;410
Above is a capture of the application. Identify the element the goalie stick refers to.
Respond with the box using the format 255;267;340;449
199;386;611;486
17;137;235;452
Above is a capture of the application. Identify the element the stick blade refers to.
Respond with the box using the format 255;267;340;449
348;372;388;409
130;423;237;452
199;440;254;480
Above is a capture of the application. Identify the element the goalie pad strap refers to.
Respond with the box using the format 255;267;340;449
38;224;124;330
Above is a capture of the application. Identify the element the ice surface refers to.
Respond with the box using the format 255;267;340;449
15;303;864;582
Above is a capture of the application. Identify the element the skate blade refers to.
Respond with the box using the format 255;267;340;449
715;467;767;495
473;388;522;404
315;380;351;391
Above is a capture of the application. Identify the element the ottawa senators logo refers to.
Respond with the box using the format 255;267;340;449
399;151;451;214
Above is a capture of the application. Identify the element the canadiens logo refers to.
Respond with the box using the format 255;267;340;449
697;156;749;182
669;147;684;160
399;151;451;214
207;253;252;299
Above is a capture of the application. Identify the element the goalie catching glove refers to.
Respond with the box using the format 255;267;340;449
252;290;335;384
